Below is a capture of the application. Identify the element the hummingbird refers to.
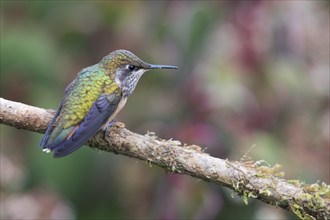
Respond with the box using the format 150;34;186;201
40;50;177;158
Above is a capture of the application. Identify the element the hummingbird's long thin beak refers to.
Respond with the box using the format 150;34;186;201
148;64;178;69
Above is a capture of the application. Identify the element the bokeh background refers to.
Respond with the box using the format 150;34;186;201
1;1;329;219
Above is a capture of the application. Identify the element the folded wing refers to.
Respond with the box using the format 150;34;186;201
42;93;121;158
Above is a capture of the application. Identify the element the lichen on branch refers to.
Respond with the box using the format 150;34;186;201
0;97;329;219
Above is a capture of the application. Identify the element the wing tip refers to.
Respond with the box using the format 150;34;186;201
41;136;86;158
52;144;86;158
41;145;80;158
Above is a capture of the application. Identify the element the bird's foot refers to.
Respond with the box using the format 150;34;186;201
103;120;116;137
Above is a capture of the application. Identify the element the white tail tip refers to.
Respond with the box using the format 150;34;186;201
42;148;51;153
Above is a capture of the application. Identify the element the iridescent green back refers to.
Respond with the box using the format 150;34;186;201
60;64;119;129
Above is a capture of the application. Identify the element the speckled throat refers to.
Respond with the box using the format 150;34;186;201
121;69;146;97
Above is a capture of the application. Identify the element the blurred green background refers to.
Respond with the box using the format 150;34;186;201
1;1;329;219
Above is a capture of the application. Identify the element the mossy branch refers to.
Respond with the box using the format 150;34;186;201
0;97;329;219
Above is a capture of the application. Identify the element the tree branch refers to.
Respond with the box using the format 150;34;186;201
0;97;329;219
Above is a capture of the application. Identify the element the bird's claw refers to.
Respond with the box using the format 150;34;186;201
103;120;116;137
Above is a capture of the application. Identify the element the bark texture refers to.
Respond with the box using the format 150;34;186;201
1;97;329;219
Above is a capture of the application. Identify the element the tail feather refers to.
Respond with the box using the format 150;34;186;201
42;125;92;158
40;80;75;148
42;126;75;150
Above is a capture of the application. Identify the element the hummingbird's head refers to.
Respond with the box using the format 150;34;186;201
99;50;178;97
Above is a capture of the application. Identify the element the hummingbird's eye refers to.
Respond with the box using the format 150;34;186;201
126;65;136;71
